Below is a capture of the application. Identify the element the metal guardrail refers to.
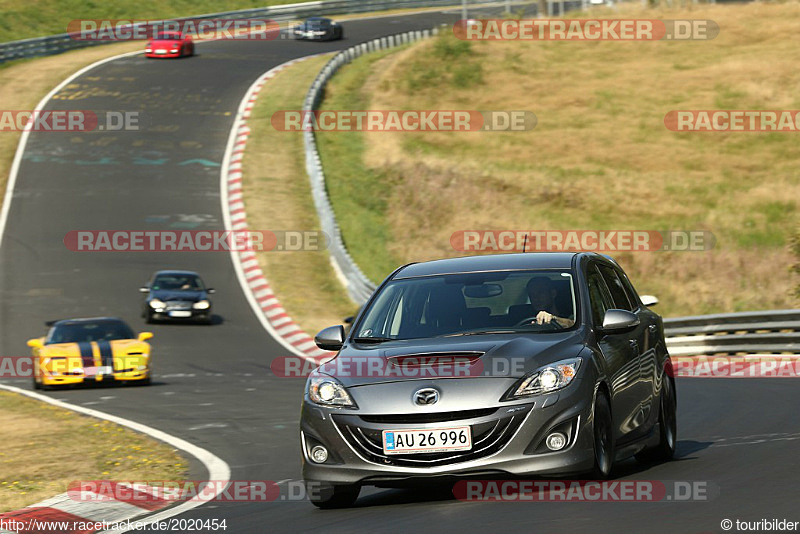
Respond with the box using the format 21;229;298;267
664;310;800;356
0;0;465;64
303;28;447;302
296;5;798;359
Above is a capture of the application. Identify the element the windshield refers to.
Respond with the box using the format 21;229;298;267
46;321;136;344
152;274;204;291
155;32;182;40
355;270;577;341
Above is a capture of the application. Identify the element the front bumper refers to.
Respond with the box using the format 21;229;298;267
149;307;211;321
41;369;149;386
145;50;182;58
301;378;596;486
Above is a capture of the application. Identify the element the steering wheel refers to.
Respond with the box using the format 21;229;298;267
515;316;566;330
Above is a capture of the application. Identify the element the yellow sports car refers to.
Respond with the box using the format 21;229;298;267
27;317;153;389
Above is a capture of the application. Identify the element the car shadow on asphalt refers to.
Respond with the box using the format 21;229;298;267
349;439;716;508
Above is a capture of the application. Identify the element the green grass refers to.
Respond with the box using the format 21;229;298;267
0;391;187;512
315;2;800;316
315;49;409;284
241;54;358;333
0;0;317;42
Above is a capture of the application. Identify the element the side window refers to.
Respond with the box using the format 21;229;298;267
586;265;615;327
597;264;633;311
616;270;642;310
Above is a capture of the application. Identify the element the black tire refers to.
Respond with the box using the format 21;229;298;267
145;311;154;324
307;483;360;509
32;375;42;390
139;377;152;386
636;376;677;462
590;391;614;479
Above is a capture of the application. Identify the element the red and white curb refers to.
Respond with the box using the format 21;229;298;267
0;486;172;533
0;385;230;534
221;55;335;365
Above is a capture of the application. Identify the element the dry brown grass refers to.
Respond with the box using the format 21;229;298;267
0;391;186;512
242;55;357;334
324;1;800;316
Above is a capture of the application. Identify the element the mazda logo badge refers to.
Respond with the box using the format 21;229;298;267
414;388;439;406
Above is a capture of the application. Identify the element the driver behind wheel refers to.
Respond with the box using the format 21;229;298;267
526;277;575;328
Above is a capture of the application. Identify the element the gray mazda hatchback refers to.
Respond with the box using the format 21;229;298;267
301;252;676;508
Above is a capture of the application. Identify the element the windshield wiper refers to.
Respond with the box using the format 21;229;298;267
440;330;518;337
352;337;395;344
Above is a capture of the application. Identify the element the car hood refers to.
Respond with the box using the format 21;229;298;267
38;339;150;357
317;330;587;388
149;290;206;301
151;40;183;47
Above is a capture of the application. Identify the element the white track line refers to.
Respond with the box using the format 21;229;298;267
0;385;230;533
0;50;142;250
0;48;232;533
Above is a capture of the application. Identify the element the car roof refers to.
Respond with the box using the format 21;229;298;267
392;252;586;279
48;317;127;327
306;17;331;22
153;270;200;277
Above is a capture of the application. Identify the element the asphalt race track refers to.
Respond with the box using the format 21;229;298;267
1;7;798;534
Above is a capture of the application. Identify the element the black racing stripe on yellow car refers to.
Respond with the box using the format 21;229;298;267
97;340;114;370
78;341;94;368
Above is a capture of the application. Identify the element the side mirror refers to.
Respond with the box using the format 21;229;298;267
27;338;44;349
314;325;345;351
207;288;216;294
640;295;659;307
138;332;154;342
600;309;640;332
139;287;150;293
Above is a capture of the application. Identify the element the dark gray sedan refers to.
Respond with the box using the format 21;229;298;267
301;252;676;508
291;17;343;41
140;270;215;324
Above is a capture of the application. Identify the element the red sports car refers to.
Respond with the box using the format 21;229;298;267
145;32;194;58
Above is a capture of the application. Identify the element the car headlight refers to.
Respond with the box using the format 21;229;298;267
149;299;165;308
504;358;582;400
306;374;356;408
193;300;210;310
145;48;152;52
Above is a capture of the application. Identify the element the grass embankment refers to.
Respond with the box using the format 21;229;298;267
242;54;356;334
0;0;320;42
317;2;800;317
0;391;187;512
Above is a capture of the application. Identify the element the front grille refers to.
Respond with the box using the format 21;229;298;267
333;407;528;467
359;408;496;424
164;301;192;310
